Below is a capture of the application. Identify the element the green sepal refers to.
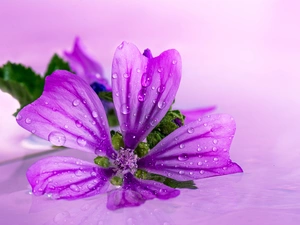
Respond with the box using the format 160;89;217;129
94;156;110;168
135;169;197;189
147;109;185;148
110;176;123;186
134;142;149;157
44;54;71;76
107;109;119;127
111;131;124;150
98;91;113;102
0;62;44;115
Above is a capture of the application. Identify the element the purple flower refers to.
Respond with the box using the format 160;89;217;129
64;37;110;92
17;42;242;210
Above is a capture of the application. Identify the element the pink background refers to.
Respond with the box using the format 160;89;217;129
0;0;300;224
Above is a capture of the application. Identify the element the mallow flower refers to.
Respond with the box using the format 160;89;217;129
17;42;242;210
64;37;216;122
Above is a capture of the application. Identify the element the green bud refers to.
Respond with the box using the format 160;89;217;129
94;156;110;168
107;109;119;127
146;131;164;149
134;142;149;157
135;169;149;180
110;176;123;186
98;91;113;102
111;131;124;150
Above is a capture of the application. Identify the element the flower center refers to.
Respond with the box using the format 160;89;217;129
113;147;138;175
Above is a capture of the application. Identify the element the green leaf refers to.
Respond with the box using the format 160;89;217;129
147;109;185;148
135;169;197;189
163;178;197;189
98;91;113;102
0;62;44;115
44;54;71;76
107;108;119;127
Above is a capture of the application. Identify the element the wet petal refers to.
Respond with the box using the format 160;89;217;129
112;42;182;149
181;106;216;124
106;173;179;210
17;70;114;157
64;37;109;88
138;114;243;181
27;156;114;199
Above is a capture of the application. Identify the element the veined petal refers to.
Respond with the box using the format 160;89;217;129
27;156;114;199
181;106;216;124
138;114;243;181
64;37;109;88
17;70;114;157
112;42;182;149
106;173;179;210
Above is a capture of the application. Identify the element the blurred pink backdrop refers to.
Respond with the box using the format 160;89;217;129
0;0;300;224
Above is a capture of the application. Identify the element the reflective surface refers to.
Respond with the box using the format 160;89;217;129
1;0;300;224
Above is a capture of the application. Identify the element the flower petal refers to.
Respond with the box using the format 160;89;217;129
27;156;114;199
106;173;180;210
181;106;216;124
17;70;114;157
138;114;243;181
112;42;182;149
64;37;109;88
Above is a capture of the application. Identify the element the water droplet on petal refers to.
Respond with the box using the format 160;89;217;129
213;139;218;144
197;162;203;166
150;119;157;127
92;111;98;118
212;147;217;151
75;120;83;128
136;68;141;73
90;171;97;177
179;144;185;149
121;123;129;131
72;99;80;107
138;90;146;102
25;118;32;124
118;43;123;49
70;184;80;192
179;170;185;175
141;73;152;87
157;85;165;93
75;170;83;177
187;127;194;134
200;170;204;174
16;114;22;120
123;73;130;78
31;130;36;134
157;100;166;109
120;104;130;114
77;137;87;147
204;123;207;126
213;157;218;161
48;131;66;146
112;73;118;79
178;154;189;161
64;124;68;129
172;60;177;65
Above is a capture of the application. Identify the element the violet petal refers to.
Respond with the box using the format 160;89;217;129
181;106;217;124
138;114;243;181
106;173;180;210
27;156;114;199
112;42;182;149
64;37;109;88
17;70;114;156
